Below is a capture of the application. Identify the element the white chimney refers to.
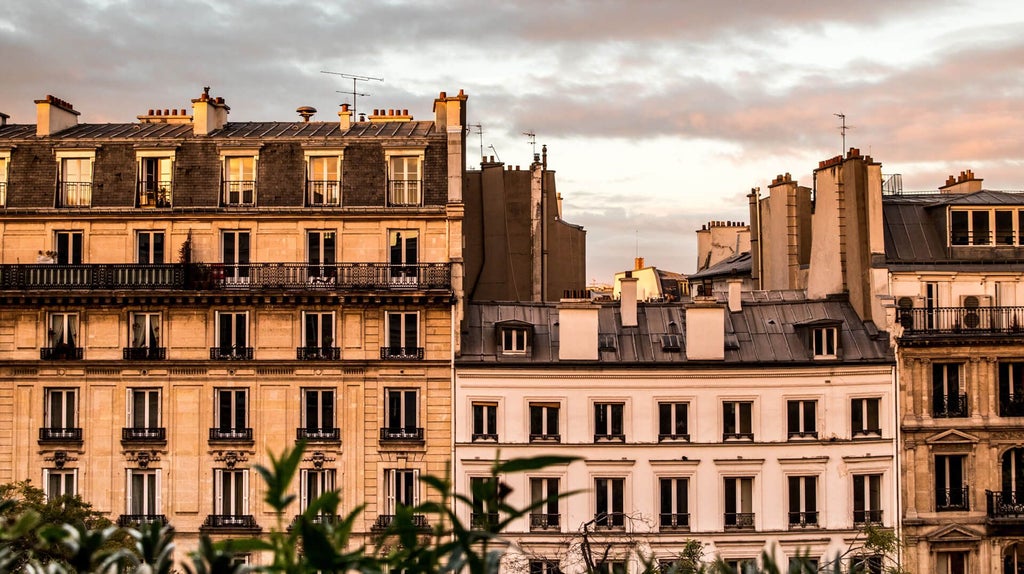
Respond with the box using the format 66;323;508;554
558;299;599;360
191;87;230;136
727;278;743;313
685;302;725;360
338;103;352;130
620;276;638;327
34;95;80;136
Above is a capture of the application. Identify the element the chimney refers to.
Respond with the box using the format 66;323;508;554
685;301;725;360
620;275;638;327
558;297;599;361
634;257;645;270
191;87;230;136
0;112;8;126
727;278;743;313
137;107;192;125
368;108;413;123
338;103;352;130
434;89;468;130
939;169;983;194
34;95;80;136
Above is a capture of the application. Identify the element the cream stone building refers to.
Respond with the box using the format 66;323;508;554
0;88;467;559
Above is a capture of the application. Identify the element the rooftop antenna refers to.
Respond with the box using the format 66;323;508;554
635;229;639;259
336;89;370;109
469;124;484;163
487;144;500;163
834;113;853;154
523;131;537;157
320;71;384;119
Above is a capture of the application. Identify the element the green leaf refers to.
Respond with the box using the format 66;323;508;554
493;455;580;474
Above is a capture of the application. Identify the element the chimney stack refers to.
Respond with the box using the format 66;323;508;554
34;95;80;137
0;112;8;127
619;275;638;327
727;278;743;313
191;87;230;136
557;297;599;361
338;103;352;130
939;169;983;194
634;257;645;270
685;301;725;360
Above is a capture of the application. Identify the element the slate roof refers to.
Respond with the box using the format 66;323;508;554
688;251;752;280
460;294;892;367
0;120;436;142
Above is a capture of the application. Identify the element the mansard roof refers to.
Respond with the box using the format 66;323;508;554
0;120;437;142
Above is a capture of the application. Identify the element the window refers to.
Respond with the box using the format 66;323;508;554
126;312;163;360
723;560;756;574
788;558;819;574
849;555;883;574
299;311;337;360
999;362;1024;417
383;389;421;440
470;476;499;529
214;469;249;517
127;469;161;518
222;231;251;285
214;311;250;360
0;152;8;206
933;364;967;417
300;469;335;514
383;312;421;359
58;156;92;207
137;231;165;264
299;389;336;441
472;402;497;441
659;477;689;530
387;155;422;206
529;560;562;574
45;313;81;360
851;398;881;437
936;552;966;574
388;230;419;287
223;156;256;206
853;474;882;524
594;477;625;529
812;327;837;358
125;388;163;440
384;469;419;512
594;402;625;442
213;388;250;440
530;477;560;530
307;230;337;282
660;334;681;352
935;455;968;511
42;388;79;440
788;476;818;527
530;403;560;442
306;155;341;206
138;156;173;207
1001;448;1024;512
54;231;83;264
501;328;529;355
723;401;753;440
594;562;627;574
724;477;754;529
948;208;1024;246
787;400;817;439
658;402;689;441
44;469;76;500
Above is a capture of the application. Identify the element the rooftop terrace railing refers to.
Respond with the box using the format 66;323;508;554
898;306;1024;335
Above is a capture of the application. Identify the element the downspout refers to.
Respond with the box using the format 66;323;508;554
890;270;903;570
541;145;548;301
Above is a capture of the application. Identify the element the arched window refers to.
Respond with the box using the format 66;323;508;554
1004;542;1024;574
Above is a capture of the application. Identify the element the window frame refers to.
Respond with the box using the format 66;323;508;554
932;363;966;418
300;468;336;513
384;468;420;513
301;311;336;353
787;399;817;439
787;475;818;528
48;312;80;348
53;230;84;265
852;473;883;525
214;310;250;358
384;311;420;359
529;402;561;442
851;397;882;437
220;152;258;206
529;476;561;531
214;388;249;434
723;476;755;529
301;388;336;433
0;150;9;207
471;401;498;442
657;401;689;441
935;454;968;511
594;402;625;442
136;230;166;264
593;476;626;529
44;387;78;430
384;388;420;438
126;387;162;430
55;150;95;207
136;150;174;208
384;148;425;207
129;312;162;350
304;150;343;207
722;400;754;441
126;468;161;517
213;468;249;516
43;468;77;500
812;327;837;358
221;230;251;284
658;476;689;530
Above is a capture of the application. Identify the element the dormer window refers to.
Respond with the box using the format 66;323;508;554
950;208;1024;246
0;150;9;207
55;150;95;207
812;327;837;358
136;151;174;208
661;334;681;352
305;150;342;206
384;148;425;207
496;321;532;356
221;152;258;206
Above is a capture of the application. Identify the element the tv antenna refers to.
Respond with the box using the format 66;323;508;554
469;124;484;163
834;113;853;153
320;71;384;119
523;131;537;157
487;144;500;163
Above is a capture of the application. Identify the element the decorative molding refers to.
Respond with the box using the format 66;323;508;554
44;450;77;469
126;450;161;469
304;451;336;469
213;450;249;469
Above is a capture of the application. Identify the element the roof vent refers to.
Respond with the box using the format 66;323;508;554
296;106;317;122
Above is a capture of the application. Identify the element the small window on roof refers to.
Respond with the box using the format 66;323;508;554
812;327;837;358
502;328;528;354
599;334;617;352
661;334;681;352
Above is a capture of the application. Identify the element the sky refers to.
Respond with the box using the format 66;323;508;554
2;0;1023;284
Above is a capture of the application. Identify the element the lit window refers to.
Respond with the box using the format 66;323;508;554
56;153;93;207
387;155;422;206
0;151;8;207
305;153;342;206
137;154;173;208
222;155;256;206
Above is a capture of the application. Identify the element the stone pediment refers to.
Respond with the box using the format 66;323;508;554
925;523;983;543
924;429;979;445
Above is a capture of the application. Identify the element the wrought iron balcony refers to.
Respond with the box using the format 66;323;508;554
372;513;428;531
898;306;1024;336
290;513;340;529
307;181;341;206
853;509;883;525
123;347;167;360
1000;394;1024;417
210;427;254;441
594;433;626;443
40;346;83;360
137;181;172;208
530;513;560;531
117;514;168;528
39;427;82;442
723;432;754;441
471;433;498;442
934;394;969;418
593;512;626;530
470;512;499;530
295;427;340;442
57;181;92;207
937;486;970;511
659;512;690;530
387;180;422;207
122;427;166;441
529;433;560;443
296;346;340;360
724;512;755;530
987;491;1024;519
380;427;424;441
788;511;819;527
380;346;425;360
658;433;690;442
201;514;260;531
210;347;254;360
222;180;256;206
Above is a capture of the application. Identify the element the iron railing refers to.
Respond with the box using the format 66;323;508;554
123;347;167;360
529;433;561;443
210;427;253;441
39;427;82;442
934;394;969;418
117;514;167;527
594;433;626;442
380;427;424;441
295;428;340;441
210;347;254;361
987;491;1024;518
724;512;755;530
937;486;970;511
40;347;83;360
372;514;428;531
530;513;560;530
899;306;1024;334
387;180;422;206
296;347;340;360
659;512;690;530
57;181;91;207
723;432;754;441
1001;394;1024;417
290;513;339;529
853;509;883;525
222;181;256;206
788;430;818;440
471;433;498;442
852;427;882;438
202;514;259;530
593;512;626;529
307;181;341;206
470;512;499;529
137;181;172;208
380;346;425;360
122;427;166;441
658;433;690;442
788;511;819;527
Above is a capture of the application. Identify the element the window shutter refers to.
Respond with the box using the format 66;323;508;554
155;469;162;514
300;469;309;511
243;470;250;514
126;388;132;427
385;471;395;513
411;470;420;506
125;469;133;514
215;469;223;514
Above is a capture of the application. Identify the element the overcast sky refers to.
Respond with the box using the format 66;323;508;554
3;0;1023;282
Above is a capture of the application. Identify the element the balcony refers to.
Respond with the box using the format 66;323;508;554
296;346;340;360
201;514;260;532
788;511;819;528
210;427;254;441
372;513;429;531
39;427;83;442
594;433;626;443
210;347;254;361
123;347;167;360
1000;394;1024;417
593;512;626;530
723;432;754;441
387;180;422;207
122;427;166;442
0;262;452;293
290;513;340;529
222;181;256;206
529;433;561;443
471;433;498;442
530;513;560;531
57;181;92;207
659;513;690;530
937;486;970;511
380;346;425;360
724;512;755;530
380;427;424;442
898;306;1024;338
934;394;969;418
470;512;499;530
137;180;172;208
307;181;341;206
295;427;340;442
787;430;819;440
853;509;883;525
40;346;83;360
658;433;690;442
117;514;168;528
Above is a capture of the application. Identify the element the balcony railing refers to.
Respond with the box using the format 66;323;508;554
295;427;340;441
723;432;754;441
787;430;819;440
210;427;254;441
987;491;1024;519
853;509;883;525
122;427;166;441
123;347;167;360
530;513;560;531
724;512;755;530
290;513;340;529
593;512;626;530
472;433;498;442
117;514;168;528
937;486;970;511
0;262;452;292
380;427;424;441
380;346;425;360
57;181;92;207
40;346;83;360
529;433;561;443
39;427;82;442
594;433;626;443
934;394;969;418
470;512;499;530
222;181;256;206
202;514;260;530
898;306;1024;335
852;427;882;438
788;511;819;527
372;513;429;531
659;512;690;530
1000;394;1024;417
296;346;340;360
210;346;254;360
137;181;172;208
387;180;422;207
307;181;341;206
658;433;690;442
